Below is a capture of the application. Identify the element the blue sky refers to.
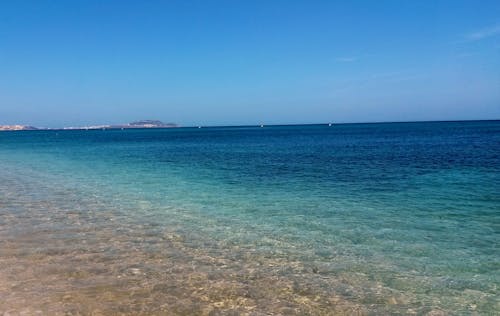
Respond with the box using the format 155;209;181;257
0;0;499;127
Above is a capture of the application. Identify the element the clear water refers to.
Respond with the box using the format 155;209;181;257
0;121;499;315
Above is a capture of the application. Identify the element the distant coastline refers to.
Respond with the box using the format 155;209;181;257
0;125;38;131
0;120;178;131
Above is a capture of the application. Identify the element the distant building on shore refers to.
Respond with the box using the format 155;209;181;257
0;125;38;131
127;120;178;128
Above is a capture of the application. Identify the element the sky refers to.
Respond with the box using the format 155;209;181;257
0;0;499;127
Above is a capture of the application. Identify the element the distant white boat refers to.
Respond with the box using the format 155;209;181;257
260;124;264;128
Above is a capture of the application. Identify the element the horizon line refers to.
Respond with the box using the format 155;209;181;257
2;118;499;132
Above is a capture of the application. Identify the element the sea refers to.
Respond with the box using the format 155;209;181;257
0;121;498;315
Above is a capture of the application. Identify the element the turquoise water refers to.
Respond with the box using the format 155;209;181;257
0;121;499;314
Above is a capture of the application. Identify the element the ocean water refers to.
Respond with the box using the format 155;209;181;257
0;121;498;315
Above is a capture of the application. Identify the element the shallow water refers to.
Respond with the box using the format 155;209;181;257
0;121;499;315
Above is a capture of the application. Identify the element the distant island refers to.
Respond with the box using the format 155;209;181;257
0;120;178;131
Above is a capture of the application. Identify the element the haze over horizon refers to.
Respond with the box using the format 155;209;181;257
1;0;499;128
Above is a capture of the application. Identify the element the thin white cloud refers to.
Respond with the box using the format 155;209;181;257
465;24;500;41
335;57;357;63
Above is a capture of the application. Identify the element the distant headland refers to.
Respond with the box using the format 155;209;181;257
0;120;178;131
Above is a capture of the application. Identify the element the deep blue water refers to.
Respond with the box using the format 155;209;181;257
0;121;499;314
